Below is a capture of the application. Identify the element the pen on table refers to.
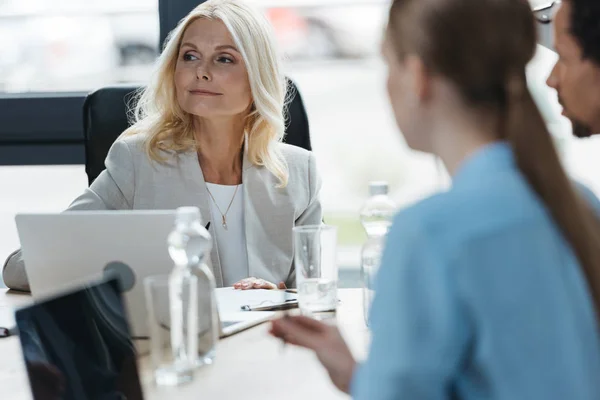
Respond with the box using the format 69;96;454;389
240;299;297;311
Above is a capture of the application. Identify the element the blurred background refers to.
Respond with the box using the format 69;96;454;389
1;0;600;286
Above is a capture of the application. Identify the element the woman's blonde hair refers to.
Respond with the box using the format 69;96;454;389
123;0;289;186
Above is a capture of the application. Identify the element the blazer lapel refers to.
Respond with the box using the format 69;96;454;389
242;152;295;284
242;152;257;278
182;151;224;287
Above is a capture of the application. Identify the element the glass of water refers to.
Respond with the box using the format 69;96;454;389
293;225;338;313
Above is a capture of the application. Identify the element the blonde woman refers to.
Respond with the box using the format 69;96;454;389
3;0;322;292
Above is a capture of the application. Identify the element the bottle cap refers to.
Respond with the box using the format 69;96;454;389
175;206;202;225
369;181;389;196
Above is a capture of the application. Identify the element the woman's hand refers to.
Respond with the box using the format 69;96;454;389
269;316;356;394
233;277;287;290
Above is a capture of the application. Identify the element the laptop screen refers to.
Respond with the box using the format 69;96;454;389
15;277;144;400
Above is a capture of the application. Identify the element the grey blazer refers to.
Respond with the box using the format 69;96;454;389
3;134;323;291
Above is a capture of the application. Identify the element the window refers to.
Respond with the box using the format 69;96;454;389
276;2;446;272
0;0;160;288
0;0;159;93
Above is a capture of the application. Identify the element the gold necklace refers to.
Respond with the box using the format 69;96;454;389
205;184;240;230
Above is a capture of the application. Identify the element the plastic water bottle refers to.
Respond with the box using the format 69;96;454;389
360;182;396;326
167;207;217;377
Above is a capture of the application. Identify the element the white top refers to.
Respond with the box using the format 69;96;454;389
205;183;249;286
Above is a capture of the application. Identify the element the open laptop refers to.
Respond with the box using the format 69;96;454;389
15;276;145;400
15;211;276;338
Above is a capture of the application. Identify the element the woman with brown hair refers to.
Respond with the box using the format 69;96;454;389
270;0;600;398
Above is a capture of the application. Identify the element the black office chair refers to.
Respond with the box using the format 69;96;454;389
83;78;311;186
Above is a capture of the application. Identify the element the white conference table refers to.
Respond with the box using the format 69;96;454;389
0;288;369;400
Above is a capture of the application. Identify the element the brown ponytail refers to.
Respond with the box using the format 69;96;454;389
504;74;600;320
388;0;600;320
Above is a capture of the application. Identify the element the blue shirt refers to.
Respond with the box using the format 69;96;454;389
351;142;600;400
